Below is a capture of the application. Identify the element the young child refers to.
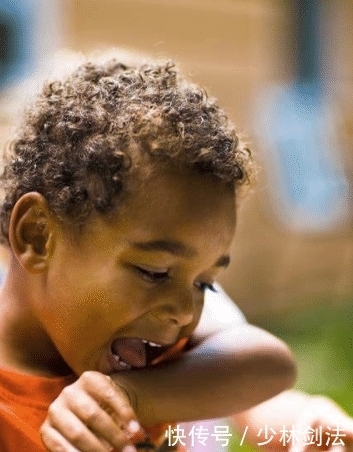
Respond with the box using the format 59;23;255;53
0;52;350;452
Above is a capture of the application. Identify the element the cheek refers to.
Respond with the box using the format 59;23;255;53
47;270;152;342
41;265;120;343
179;292;204;338
44;292;114;344
196;294;205;323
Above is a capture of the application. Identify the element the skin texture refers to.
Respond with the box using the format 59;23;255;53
1;56;351;452
2;150;351;452
233;390;353;452
0;167;296;451
1;168;236;375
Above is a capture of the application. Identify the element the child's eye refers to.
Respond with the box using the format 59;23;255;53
194;281;217;293
134;266;170;283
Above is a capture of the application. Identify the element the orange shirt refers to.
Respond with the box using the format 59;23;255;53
0;367;74;450
0;338;188;451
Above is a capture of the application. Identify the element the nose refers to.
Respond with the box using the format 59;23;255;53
152;289;195;327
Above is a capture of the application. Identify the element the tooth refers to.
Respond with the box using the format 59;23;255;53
148;341;161;347
112;353;121;362
142;340;148;343
119;360;131;369
112;353;132;370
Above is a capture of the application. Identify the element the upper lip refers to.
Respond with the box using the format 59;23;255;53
111;333;179;348
114;337;177;348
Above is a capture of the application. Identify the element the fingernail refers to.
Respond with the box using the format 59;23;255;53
122;445;137;452
127;420;141;435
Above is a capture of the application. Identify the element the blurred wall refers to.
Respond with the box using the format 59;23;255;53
1;0;353;320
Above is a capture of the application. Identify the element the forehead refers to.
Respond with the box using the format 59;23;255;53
118;166;236;247
68;166;236;271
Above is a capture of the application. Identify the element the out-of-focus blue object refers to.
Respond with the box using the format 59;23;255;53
0;0;37;89
259;82;350;232
257;0;350;233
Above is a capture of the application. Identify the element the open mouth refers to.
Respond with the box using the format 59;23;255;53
110;337;171;371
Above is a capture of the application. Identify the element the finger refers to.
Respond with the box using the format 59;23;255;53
40;423;82;452
64;390;138;449
78;372;142;436
69;373;142;437
48;396;134;452
46;407;117;452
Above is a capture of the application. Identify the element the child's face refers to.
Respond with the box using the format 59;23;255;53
37;168;236;375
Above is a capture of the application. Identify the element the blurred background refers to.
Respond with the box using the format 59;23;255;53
0;0;353;442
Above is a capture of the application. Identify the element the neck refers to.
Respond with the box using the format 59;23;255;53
0;257;72;377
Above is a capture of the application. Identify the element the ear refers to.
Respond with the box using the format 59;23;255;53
9;192;56;273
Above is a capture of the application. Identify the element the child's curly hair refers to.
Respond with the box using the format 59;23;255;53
0;54;253;245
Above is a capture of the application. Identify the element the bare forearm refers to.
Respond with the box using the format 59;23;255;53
232;390;312;452
232;390;353;452
112;325;297;426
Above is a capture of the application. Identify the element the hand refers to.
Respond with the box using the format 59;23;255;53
290;396;353;452
40;371;144;452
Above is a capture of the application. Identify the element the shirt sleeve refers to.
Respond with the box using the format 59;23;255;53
210;283;247;323
196;284;247;336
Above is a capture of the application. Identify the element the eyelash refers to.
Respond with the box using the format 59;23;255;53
194;281;217;293
135;266;169;283
134;266;216;292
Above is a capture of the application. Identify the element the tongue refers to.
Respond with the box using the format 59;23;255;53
112;338;147;368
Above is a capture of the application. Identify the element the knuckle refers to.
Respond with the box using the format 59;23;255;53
80;370;100;382
65;423;86;443
119;404;134;420
60;385;74;399
59;383;77;405
100;376;120;402
39;422;48;436
104;384;118;402
47;400;61;419
114;398;134;420
81;403;100;424
39;425;62;452
80;370;102;388
80;370;95;384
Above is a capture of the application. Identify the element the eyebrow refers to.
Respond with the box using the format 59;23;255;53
215;255;231;268
130;239;230;268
